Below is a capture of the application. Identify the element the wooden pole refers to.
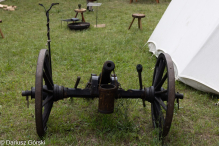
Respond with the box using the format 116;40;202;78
0;28;4;38
0;20;4;38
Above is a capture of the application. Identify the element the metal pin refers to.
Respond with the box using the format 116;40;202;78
26;96;29;108
177;98;179;110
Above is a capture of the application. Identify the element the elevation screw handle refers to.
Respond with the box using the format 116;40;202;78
136;64;145;107
136;64;143;90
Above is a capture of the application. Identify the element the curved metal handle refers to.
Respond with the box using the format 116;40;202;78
39;3;46;12
48;3;59;12
38;3;59;74
39;3;59;14
51;3;59;6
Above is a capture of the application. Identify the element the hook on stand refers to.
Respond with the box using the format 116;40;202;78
39;3;59;75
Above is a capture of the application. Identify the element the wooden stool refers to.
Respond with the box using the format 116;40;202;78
74;8;86;22
0;20;4;38
130;0;137;4
128;14;145;30
130;0;159;3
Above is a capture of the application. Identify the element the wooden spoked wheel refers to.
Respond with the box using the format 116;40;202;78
35;49;54;137
151;53;175;138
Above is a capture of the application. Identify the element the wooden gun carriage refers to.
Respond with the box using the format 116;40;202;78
21;3;183;139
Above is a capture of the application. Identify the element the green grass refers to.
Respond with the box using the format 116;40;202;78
0;0;219;145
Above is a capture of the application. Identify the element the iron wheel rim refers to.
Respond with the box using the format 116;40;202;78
151;53;175;138
35;49;54;137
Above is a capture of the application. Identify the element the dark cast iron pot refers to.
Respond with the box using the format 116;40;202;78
68;22;90;30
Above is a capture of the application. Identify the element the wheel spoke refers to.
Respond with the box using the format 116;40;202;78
43;88;53;94
155;89;167;95
158;110;164;135
153;60;160;86
42;101;53;128
155;97;167;111
154;101;164;129
153;59;165;86
44;57;52;79
152;104;159;128
43;70;53;89
155;72;167;90
42;95;53;107
151;104;156;127
153;101;164;128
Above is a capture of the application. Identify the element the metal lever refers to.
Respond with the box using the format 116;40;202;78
136;64;145;107
71;76;81;103
74;76;81;89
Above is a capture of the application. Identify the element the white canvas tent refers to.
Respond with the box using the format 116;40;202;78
147;0;219;95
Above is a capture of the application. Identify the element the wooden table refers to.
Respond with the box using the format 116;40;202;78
74;8;86;22
61;18;80;27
